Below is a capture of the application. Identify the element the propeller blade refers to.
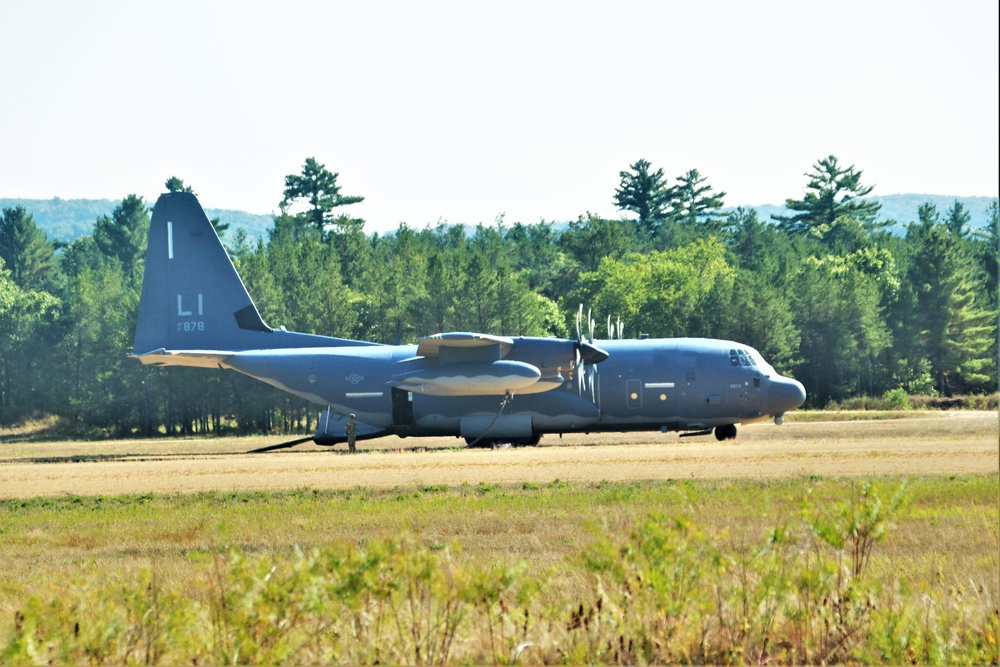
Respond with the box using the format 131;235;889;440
576;304;583;342
246;436;314;454
617;316;623;340
607;314;612;340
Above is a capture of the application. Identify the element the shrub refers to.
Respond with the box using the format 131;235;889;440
882;388;912;410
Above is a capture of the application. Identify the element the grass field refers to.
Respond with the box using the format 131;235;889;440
0;411;995;498
0;411;997;663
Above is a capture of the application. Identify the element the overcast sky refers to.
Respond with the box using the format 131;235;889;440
1;0;997;232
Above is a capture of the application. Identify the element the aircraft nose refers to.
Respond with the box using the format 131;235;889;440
768;376;806;414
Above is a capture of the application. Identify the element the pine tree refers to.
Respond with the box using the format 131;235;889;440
0;206;60;292
774;155;882;237
613;159;675;238
907;214;996;394
281;157;364;238
93;195;149;281
670;168;727;231
944;200;971;238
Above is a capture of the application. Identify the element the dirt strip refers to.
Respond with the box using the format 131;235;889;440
1;413;996;499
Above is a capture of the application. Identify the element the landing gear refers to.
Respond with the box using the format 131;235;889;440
464;434;541;448
715;424;737;441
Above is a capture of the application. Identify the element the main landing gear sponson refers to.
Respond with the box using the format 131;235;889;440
465;434;542;448
715;424;737;441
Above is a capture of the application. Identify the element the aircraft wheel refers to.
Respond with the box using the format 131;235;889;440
715;424;737;441
465;437;493;448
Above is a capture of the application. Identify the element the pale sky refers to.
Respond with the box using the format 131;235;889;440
1;0;997;232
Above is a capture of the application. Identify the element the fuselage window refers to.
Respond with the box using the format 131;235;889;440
729;349;740;367
737;349;752;367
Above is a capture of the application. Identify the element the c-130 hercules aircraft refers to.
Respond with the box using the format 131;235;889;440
132;192;806;450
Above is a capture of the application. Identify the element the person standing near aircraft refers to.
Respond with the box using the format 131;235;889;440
346;414;358;453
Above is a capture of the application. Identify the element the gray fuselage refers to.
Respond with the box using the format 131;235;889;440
223;336;805;441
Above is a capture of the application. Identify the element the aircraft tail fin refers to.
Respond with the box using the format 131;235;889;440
133;192;367;364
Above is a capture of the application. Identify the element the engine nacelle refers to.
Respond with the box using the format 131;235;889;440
390;360;541;396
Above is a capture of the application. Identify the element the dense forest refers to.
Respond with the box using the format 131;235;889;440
1;157;997;436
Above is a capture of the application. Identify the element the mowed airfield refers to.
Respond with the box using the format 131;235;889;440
1;411;996;499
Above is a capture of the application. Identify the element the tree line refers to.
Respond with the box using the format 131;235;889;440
1;156;996;436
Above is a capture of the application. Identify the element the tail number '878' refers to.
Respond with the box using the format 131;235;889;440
176;294;204;332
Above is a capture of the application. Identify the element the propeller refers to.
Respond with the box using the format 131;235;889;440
572;303;610;402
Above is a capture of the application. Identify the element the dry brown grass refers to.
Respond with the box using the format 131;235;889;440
0;411;995;499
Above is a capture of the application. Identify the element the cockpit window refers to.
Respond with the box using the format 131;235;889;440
730;348;759;367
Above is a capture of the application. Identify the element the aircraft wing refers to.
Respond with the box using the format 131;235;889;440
131;349;235;369
415;332;514;361
391;332;585;397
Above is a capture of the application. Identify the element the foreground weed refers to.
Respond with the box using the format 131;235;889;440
2;479;996;664
802;480;909;579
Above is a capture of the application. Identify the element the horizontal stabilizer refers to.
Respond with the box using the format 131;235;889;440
131;349;235;368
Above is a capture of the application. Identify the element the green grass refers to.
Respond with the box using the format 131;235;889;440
1;476;997;664
786;409;940;422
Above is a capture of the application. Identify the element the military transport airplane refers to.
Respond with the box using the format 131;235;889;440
132;192;806;450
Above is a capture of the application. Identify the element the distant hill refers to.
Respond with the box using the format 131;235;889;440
1;194;995;244
734;194;996;233
0;197;274;244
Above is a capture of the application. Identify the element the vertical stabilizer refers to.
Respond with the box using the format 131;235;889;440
133;192;272;355
133;191;378;366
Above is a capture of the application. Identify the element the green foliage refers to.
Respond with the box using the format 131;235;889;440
670;167;727;231
775;155;883;237
882;388;912;410
164;176;193;193
906;211;997;394
3;538;540;665
0;268;61;423
801;480;908;578
281;157;364;237
0;205;60;293
792;250;892;403
92;194;149;281
564;238;735;338
613;158;674;238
